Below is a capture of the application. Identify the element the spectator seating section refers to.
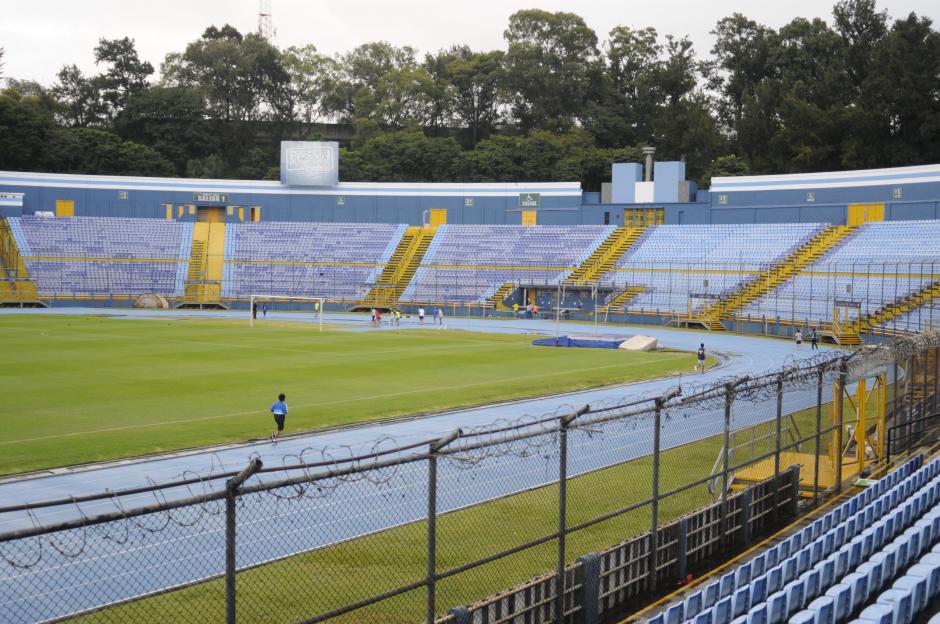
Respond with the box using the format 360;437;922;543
606;224;826;314
742;222;940;326
647;452;940;624
401;224;613;304
9;216;192;297
222;222;407;301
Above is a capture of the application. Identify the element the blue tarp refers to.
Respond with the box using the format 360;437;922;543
531;335;627;349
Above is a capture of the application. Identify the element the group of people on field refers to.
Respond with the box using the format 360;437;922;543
511;302;539;318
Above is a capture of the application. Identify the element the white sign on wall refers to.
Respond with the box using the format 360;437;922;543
280;141;339;187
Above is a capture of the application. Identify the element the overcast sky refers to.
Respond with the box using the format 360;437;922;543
3;0;938;85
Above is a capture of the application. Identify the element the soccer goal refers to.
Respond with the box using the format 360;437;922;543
248;295;325;330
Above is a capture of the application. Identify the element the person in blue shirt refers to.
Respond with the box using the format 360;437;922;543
270;393;288;443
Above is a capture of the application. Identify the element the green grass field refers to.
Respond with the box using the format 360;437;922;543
0;314;701;475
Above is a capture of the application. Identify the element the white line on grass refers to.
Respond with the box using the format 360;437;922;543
0;354;689;446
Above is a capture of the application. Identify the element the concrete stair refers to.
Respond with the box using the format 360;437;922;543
596;285;645;314
859;280;940;333
698;225;858;329
0;218;41;305
181;222;225;308
488;282;515;311
358;226;437;310
564;227;645;286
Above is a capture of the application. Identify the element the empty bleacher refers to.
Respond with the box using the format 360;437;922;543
604;224;826;315
9;216;191;298
401;224;612;304
222;222;406;302
742;222;940;328
648;453;940;624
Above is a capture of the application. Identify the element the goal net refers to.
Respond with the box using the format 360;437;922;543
248;295;325;330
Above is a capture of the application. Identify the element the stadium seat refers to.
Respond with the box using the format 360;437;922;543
856;603;896;624
875;588;913;624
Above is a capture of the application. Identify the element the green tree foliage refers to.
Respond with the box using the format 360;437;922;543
503;10;602;132
2;1;938;185
0;89;54;170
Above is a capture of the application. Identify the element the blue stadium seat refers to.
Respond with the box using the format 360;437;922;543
824;584;852;622
736;562;752;587
749;574;768;606
720;573;735;599
908;557;940;599
732;586;750;618
703;581;720;608
693;610;713;624
842;571;870;610
892;575;928;614
805;595;835;624
800;568;821;603
751;553;766;577
767;565;784;595
785;580;806;616
875;588;913;624
816;557;836;588
683;593;703;621
856;560;885;596
664;602;684;624
856;603;896;624
745;601;768;624
870;551;897;582
788;611;815;624
711;596;733;624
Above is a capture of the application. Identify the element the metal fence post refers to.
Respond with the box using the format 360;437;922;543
720;382;737;546
576;553;601;624
557;406;588;623
813;368;824;506
774;374;783;521
427;429;461;624
649;388;680;591
225;458;263;624
835;361;847;491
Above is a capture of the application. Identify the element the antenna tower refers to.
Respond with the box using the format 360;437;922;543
257;0;274;41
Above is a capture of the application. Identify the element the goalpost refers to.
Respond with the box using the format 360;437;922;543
248;295;325;331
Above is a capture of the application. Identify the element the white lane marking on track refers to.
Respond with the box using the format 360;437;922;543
0;355;689;446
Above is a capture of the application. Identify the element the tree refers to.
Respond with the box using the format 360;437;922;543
446;50;505;145
708;14;775;127
503;9;601;132
282;44;331;124
863;12;940;165
833;0;889;90
322;42;419;123
43;128;174;176
115;85;218;175
0;89;55;170
52;65;107;127
94;37;154;119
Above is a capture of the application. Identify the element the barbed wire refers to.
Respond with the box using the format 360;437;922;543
0;333;934;573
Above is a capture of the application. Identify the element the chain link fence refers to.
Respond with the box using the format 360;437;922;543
1;334;939;624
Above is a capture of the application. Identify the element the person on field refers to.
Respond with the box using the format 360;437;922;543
795;329;803;349
532;303;539;319
418;307;425;323
270;393;288;444
810;328;819;350
696;343;706;373
376;309;383;326
261;304;268;318
370;308;376;327
252;302;258;319
512;302;519;318
436;307;444;325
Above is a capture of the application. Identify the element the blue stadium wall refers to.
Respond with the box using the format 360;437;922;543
1;164;939;225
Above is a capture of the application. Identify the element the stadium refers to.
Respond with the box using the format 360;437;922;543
3;150;940;624
3;3;940;624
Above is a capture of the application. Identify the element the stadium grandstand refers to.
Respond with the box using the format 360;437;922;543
3;152;940;624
